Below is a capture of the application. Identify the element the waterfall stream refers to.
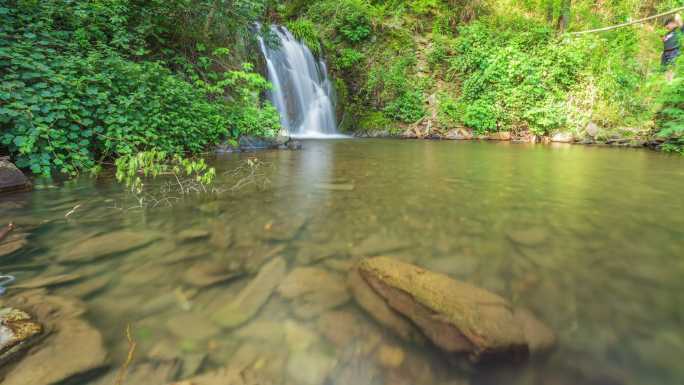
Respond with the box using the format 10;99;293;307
257;25;341;138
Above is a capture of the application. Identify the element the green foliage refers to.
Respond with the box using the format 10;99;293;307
115;151;216;195
336;48;365;69
356;110;397;133
446;20;585;134
287;19;322;56
384;90;426;123
409;0;440;15
437;94;462;128
0;0;280;175
335;0;373;43
657;64;684;154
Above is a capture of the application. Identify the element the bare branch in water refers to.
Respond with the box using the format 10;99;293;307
225;158;272;192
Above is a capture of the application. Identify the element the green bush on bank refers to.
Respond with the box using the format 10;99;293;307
657;63;684;153
0;0;280;176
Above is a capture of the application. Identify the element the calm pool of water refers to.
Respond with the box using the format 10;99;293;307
1;139;683;385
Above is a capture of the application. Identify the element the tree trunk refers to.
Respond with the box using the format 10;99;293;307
557;0;571;32
546;0;555;24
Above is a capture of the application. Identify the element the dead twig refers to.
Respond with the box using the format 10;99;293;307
0;223;15;242
113;324;137;385
65;204;82;218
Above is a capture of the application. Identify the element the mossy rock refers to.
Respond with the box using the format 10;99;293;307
351;256;556;363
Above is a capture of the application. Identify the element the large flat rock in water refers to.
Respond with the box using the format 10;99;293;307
0;160;30;194
352;256;555;363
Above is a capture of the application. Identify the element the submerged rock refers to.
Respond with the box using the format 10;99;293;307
351;257;556;363
91;360;181;385
166;312;220;341
0;159;31;194
377;344;405;368
277;267;350;318
60;231;154;263
347;268;426;344
0;233;28;258
177;229;211;242
0;291;108;385
183;260;244;288
11;274;82;290
0;308;43;366
211;257;287;328
287;350;336;385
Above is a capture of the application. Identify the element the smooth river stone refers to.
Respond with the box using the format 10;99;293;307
211;257;287;328
59;231;154;262
353;257;556;363
277;267;350;318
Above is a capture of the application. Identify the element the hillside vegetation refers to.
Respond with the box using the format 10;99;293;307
2;0;684;178
281;0;684;150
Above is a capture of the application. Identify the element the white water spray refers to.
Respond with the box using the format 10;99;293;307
257;25;342;138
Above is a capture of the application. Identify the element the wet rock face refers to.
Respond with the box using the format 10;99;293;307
350;257;556;364
0;160;31;194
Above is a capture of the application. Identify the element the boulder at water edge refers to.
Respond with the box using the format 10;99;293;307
349;257;556;363
0;159;31;194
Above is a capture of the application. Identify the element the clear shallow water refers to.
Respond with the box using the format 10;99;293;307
1;139;683;385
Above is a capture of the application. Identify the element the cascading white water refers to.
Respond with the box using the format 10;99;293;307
257;25;340;138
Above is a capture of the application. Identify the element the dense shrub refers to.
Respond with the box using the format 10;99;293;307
336;48;365;69
448;20;586;135
0;0;280;175
657;64;684;153
384;90;426;123
335;0;373;43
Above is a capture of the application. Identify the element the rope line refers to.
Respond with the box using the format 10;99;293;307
568;6;684;35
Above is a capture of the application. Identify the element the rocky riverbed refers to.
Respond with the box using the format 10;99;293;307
0;139;682;385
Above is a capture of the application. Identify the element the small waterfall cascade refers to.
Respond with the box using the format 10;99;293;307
257;25;340;138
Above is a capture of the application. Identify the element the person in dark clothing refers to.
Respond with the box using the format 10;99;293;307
662;15;684;68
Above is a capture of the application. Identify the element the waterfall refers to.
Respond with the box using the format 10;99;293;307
257;25;341;138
